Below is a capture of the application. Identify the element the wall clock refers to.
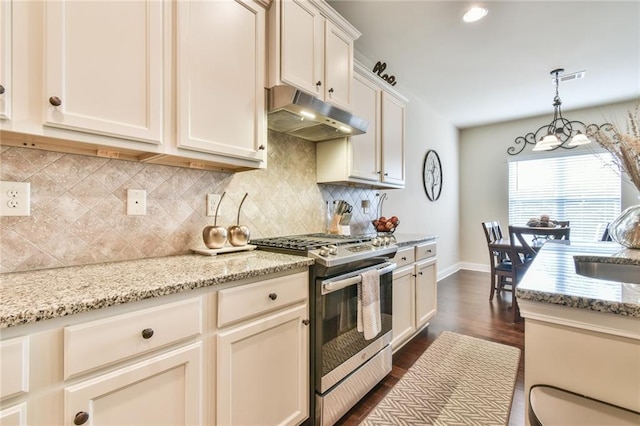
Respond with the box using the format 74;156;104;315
423;150;442;201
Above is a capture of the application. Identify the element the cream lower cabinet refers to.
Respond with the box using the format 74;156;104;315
64;343;202;426
0;269;310;426
216;271;310;426
392;242;437;351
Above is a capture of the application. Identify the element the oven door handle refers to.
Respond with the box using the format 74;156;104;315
321;263;397;294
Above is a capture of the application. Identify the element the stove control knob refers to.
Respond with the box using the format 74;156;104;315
319;246;329;257
327;245;338;255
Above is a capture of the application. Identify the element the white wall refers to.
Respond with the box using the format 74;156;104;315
384;86;461;279
459;99;639;271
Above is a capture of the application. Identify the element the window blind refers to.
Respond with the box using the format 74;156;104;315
508;153;620;241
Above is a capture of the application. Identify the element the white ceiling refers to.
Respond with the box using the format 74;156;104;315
326;0;640;129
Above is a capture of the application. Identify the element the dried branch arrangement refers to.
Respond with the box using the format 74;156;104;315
594;104;640;192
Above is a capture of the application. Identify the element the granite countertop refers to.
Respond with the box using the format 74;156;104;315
392;233;438;248
516;241;640;318
0;250;314;329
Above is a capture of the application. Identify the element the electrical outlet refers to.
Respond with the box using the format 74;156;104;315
0;181;30;216
206;193;222;217
127;189;147;215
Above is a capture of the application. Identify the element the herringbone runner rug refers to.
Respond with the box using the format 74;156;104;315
360;331;521;425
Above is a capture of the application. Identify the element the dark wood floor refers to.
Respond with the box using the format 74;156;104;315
336;269;525;425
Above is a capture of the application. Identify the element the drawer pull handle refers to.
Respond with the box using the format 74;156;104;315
141;328;154;339
74;411;89;425
49;96;62;106
302;319;310;326
268;293;278;301
401;256;407;261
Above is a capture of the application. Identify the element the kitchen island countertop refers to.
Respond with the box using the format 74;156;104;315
516;241;640;318
0;250;314;329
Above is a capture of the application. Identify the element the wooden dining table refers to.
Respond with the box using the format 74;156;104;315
488;226;571;254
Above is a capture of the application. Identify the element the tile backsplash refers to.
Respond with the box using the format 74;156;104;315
1;131;381;273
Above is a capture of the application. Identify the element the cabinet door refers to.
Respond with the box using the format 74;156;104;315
0;0;11;121
324;20;353;110
64;343;202;426
176;0;267;164
217;304;309;426
44;0;163;144
415;259;437;329
392;266;416;350
381;91;406;186
280;0;324;97
349;72;380;182
0;403;27;426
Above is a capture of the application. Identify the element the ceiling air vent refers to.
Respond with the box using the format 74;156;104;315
552;70;586;84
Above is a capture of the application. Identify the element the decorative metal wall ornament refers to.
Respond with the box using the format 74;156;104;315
372;61;398;86
423;150;442;201
507;68;614;156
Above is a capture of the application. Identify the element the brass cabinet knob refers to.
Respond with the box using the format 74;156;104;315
141;328;154;339
49;96;62;106
74;411;89;425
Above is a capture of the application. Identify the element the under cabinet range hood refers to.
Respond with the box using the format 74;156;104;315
267;85;369;142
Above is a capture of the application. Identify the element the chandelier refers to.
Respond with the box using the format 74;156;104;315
507;68;612;156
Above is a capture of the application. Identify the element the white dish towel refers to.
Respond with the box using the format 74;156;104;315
357;269;381;340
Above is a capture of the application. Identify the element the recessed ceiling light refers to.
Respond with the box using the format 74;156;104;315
463;7;488;23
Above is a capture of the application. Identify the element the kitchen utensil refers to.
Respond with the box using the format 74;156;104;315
228;193;250;246
203;192;227;249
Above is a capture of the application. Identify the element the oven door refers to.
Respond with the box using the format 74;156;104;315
316;261;395;394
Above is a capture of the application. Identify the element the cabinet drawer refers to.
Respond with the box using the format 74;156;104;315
0;337;29;400
393;247;415;268
218;271;308;328
415;242;436;261
64;298;202;379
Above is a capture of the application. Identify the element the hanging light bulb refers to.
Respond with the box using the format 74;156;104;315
567;130;591;147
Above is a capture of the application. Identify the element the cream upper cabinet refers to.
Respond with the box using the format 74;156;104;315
0;0;11;121
316;62;407;188
270;0;359;111
44;0;163;145
175;0;267;165
380;90;406;186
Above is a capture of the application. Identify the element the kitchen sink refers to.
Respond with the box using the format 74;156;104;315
574;257;640;284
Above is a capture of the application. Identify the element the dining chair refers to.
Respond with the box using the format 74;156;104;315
508;225;562;321
481;221;514;301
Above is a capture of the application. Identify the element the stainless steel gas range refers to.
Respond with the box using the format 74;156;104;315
250;234;398;426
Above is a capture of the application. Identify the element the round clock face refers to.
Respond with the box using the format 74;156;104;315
423;150;442;201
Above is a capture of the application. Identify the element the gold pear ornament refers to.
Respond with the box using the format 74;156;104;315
202;192;227;249
228;193;250;246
